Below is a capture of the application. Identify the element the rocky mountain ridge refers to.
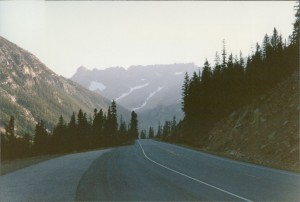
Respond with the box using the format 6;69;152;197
0;36;122;135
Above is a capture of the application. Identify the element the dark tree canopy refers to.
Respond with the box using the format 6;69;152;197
174;20;299;145
129;111;139;139
1;100;135;160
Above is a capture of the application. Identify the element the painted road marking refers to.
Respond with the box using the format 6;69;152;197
138;140;253;202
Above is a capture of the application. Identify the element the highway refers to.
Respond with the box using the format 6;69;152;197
1;140;299;201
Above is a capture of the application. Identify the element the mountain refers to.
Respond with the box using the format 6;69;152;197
0;36;127;135
71;63;199;130
205;71;299;172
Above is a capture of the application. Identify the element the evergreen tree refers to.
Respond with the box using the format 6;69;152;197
291;1;300;45
213;52;222;80
110;100;118;135
33;120;48;154
2;117;15;160
93;108;104;142
162;121;171;140
68;112;76;129
103;101;119;145
185;71;201;122
22;133;31;155
77;109;89;149
271;28;279;51
140;130;147;139
170;116;177;138
171;116;177;132
77;109;85;130
181;72;190;113
214;51;221;67
67;112;77;150
0;132;6;155
104;106;111;137
201;59;212;88
5;116;15;141
239;51;245;68
118;115;128;142
262;34;271;59
129;111;138;140
221;39;227;68
93;108;98;128
148;127;155;139
227;53;234;70
53;115;67;153
156;121;162;138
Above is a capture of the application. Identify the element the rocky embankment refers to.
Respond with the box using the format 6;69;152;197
206;71;299;172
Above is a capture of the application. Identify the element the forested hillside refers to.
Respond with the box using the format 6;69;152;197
156;5;299;171
176;26;298;144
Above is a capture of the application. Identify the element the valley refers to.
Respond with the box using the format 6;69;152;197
0;1;299;201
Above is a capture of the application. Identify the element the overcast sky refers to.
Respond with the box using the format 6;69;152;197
0;1;295;78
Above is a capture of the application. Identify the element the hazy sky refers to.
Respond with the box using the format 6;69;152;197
0;1;296;78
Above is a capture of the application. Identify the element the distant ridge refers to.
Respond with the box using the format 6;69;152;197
71;63;199;130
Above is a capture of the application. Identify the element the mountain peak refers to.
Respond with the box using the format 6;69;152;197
77;65;88;72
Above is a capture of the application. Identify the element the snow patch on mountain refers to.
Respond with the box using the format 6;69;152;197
132;86;163;111
88;81;107;91
115;83;149;101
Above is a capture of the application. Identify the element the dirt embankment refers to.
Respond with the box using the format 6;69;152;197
206;71;299;172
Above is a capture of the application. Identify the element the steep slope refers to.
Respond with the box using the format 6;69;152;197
205;71;299;171
71;64;198;130
0;36;119;135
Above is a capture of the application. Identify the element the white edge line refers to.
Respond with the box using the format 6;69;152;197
138;140;253;202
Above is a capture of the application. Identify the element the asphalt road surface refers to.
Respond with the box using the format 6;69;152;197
1;140;299;201
0;149;111;201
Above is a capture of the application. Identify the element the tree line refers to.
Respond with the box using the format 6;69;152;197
139;116;178;141
162;7;299;145
1;100;139;161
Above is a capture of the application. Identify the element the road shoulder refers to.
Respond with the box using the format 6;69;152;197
0;149;111;201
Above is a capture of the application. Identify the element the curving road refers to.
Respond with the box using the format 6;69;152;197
1;140;299;201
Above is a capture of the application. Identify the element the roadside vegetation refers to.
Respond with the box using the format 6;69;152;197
149;23;298;144
143;4;299;171
1;100;139;161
